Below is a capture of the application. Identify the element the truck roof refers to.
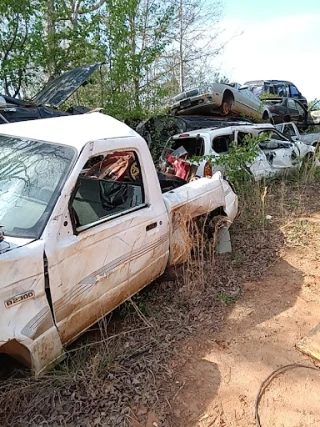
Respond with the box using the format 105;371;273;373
244;79;294;86
0;112;138;151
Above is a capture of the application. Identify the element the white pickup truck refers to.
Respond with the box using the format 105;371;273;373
275;122;320;147
0;113;238;376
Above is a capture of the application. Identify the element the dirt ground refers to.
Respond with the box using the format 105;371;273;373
169;238;320;427
2;181;320;427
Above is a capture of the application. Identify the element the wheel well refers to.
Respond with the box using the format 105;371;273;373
222;89;234;103
0;339;32;370
263;111;269;120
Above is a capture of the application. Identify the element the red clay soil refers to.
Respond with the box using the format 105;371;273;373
168;221;320;427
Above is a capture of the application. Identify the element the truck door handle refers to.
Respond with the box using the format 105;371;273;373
146;222;157;231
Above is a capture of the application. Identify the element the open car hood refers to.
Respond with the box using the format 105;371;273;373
32;63;101;108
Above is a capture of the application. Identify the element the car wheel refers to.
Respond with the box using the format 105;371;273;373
220;92;234;116
284;115;290;122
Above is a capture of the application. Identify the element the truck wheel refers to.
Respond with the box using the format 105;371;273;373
159;267;176;282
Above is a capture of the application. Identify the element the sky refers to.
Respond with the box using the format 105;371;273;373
216;0;320;102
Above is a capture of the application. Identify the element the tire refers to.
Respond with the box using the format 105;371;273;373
284;115;290;123
159;267;176;282
220;93;234;116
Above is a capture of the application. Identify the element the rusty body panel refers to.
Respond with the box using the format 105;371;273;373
163;174;230;266
0;113;238;376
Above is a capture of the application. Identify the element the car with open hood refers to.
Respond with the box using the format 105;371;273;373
0;63;101;124
262;97;308;125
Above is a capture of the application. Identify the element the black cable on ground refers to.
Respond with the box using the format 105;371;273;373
255;363;320;427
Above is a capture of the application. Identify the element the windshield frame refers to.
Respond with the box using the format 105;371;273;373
0;133;77;239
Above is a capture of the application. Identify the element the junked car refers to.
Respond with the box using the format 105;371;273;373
0;63;101;124
275;122;320;147
168;82;262;121
160;123;317;181
262;97;307;125
136;114;252;148
244;79;307;106
310;110;320;125
0;113;238;376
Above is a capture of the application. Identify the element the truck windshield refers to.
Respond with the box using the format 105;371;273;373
0;135;76;239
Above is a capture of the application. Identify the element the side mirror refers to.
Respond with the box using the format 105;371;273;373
239;85;248;90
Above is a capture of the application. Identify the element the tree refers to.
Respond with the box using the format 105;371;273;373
0;0;225;121
98;0;174;119
0;0;44;97
165;0;224;92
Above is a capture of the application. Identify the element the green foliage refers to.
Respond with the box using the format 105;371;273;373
101;0;174;120
0;0;44;96
0;0;223;121
260;91;280;100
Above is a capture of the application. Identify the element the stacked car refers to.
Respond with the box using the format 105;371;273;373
136;78;319;181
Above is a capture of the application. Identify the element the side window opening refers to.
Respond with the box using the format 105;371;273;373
212;135;232;154
290;85;299;96
237;132;252;146
283;125;295;138
71;151;145;230
288;99;296;109
168;137;205;158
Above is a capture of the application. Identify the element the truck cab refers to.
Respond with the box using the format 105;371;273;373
0;113;238;375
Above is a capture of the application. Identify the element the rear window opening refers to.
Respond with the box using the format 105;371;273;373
212;135;232;154
168;137;205;158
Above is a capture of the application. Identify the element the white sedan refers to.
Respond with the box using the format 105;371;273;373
169;82;262;121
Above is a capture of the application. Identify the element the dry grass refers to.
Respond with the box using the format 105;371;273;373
1;170;320;427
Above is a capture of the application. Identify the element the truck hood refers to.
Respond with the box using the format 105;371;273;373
0;236;35;255
32;63;101;108
0;239;44;292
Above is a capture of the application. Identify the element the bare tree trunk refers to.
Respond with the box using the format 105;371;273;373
178;0;184;92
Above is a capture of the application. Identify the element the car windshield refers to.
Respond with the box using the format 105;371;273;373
258;130;288;141
249;85;263;97
0;135;76;239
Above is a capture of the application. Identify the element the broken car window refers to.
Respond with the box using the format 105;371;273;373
283;125;296;138
72;151;145;230
168;137;205;158
212;135;232;154
258;130;287;142
251;85;263;97
0;136;76;238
